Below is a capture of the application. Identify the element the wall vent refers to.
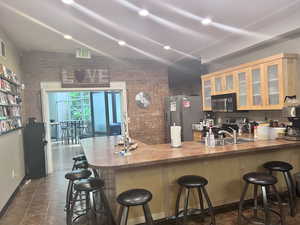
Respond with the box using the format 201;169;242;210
76;48;91;59
0;39;6;57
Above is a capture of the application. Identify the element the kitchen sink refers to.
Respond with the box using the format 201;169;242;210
201;137;254;146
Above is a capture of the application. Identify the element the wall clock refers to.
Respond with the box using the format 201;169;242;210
135;92;151;109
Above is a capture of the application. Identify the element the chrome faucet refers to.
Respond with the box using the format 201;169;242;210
218;127;237;144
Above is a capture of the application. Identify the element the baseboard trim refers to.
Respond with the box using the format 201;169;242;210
0;176;27;218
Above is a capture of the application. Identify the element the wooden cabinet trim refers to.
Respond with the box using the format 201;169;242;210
202;53;298;79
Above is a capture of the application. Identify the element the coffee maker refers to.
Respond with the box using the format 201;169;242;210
282;96;300;140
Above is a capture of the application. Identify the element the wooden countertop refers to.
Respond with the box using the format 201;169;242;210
81;136;300;169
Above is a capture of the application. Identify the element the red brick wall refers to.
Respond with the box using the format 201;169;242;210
21;51;169;144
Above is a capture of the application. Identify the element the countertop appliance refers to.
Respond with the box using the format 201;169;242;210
165;95;203;142
282;96;300;140
23;120;47;178
211;93;237;112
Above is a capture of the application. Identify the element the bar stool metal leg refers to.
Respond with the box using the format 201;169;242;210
261;186;271;225
197;187;205;222
183;188;191;225
89;191;97;225
143;203;154;225
175;186;183;218
238;182;249;225
202;186;216;225
271;184;286;225
253;184;258;218
68;190;79;225
118;206;129;225
66;180;73;211
283;171;296;217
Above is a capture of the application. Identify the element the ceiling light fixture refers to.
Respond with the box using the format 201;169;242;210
139;9;149;17
163;45;171;50
118;40;126;46
201;17;212;25
62;0;74;5
63;34;73;40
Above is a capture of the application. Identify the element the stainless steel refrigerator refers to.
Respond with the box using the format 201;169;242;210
165;95;203;142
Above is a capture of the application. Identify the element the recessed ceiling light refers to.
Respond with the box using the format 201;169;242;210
139;9;149;17
163;45;171;50
62;0;74;4
118;40;126;46
63;34;73;40
201;18;212;25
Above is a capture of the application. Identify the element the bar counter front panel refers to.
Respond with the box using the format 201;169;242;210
81;136;300;225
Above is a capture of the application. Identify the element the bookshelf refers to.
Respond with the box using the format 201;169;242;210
0;64;22;135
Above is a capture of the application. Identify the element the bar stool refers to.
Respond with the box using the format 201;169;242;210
73;160;88;170
263;161;297;217
72;154;86;169
117;189;154;225
238;172;285;225
69;177;116;225
65;169;92;224
175;175;216;225
73;153;86;162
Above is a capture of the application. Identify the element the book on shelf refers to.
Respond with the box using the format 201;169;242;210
0;64;20;85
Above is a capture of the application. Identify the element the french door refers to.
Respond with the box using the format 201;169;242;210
90;91;122;136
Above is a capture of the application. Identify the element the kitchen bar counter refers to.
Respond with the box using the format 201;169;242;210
81;136;300;225
81;136;300;169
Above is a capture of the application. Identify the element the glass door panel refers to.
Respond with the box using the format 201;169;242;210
91;91;122;136
225;74;233;91
203;79;212;108
251;68;262;106
91;92;107;135
215;77;222;92
238;72;247;107
267;65;279;105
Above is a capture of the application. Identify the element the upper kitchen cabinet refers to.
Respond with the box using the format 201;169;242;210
201;53;299;111
213;73;235;94
224;74;234;91
236;69;250;110
202;77;214;111
249;65;265;110
263;60;284;110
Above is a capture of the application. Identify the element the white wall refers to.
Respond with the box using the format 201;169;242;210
0;27;25;211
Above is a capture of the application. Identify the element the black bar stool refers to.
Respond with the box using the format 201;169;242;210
73;153;86;162
69;177;116;225
117;189;154;225
65;169;92;224
73;159;88;170
175;175;216;225
263;161;297;217
238;172;285;225
72;154;86;169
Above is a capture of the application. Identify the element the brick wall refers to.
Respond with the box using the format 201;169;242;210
21;51;169;144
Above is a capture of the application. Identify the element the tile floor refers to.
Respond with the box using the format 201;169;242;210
1;142;300;225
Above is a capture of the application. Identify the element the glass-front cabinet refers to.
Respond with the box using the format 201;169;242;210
214;77;223;92
237;70;248;109
201;54;298;111
202;78;213;111
250;66;264;109
264;60;284;109
225;74;234;91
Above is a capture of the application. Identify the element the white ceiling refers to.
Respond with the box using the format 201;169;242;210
0;0;300;63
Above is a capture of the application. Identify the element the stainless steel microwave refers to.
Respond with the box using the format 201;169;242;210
211;93;237;112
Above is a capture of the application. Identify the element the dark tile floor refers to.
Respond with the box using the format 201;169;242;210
1;142;300;225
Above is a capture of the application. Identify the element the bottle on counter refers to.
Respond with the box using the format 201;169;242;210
205;132;209;146
209;127;215;147
254;125;258;139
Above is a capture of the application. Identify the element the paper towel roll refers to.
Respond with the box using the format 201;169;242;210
171;125;181;148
